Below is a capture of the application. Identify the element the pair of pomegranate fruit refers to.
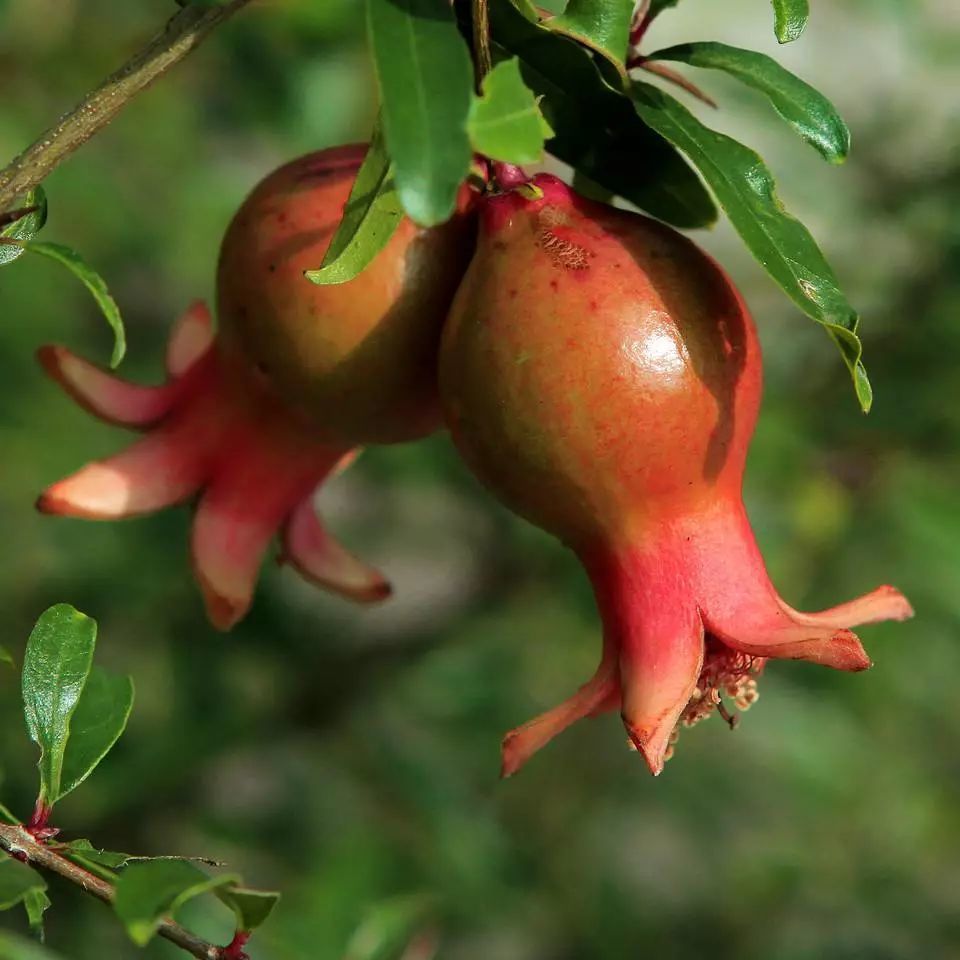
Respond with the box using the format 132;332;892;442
38;144;911;775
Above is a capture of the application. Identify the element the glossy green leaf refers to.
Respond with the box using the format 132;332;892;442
0;803;17;826
772;0;808;43
113;860;240;946
344;895;434;960
367;0;473;225
57;667;134;802
217;886;281;932
0;931;65;960
549;0;632;69
0;647;12;669
630;80;870;409
21;605;97;810
488;0;716;228
647;41;849;162
306;125;403;286
0;187;47;267
22;242;126;367
468;59;553;164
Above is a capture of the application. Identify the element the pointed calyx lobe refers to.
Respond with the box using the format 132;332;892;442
440;175;911;776
37;144;477;629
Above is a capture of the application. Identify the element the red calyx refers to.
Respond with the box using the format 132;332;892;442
440;174;913;776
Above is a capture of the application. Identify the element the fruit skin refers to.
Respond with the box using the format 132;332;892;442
36;145;477;629
217;144;476;445
439;173;912;776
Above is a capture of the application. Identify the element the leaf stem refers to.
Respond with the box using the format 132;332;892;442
0;822;230;960
0;0;255;213
471;0;493;92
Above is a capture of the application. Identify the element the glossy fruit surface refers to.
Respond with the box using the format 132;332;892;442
440;174;911;775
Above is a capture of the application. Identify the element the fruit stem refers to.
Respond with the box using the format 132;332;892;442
470;0;493;92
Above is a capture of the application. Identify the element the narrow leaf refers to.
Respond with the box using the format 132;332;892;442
21;605;97;809
772;0;808;43
0;187;47;267
22;242;125;367
0;803;18;826
0;647;13;669
549;0;633;70
488;0;717;228
367;0;473;225
647;0;680;19
57;667;134;802
306;125;404;286
0;931;65;960
0;858;47;912
23;889;50;935
630;80;870;409
113;860;240;946
647;41;849;162
468;59;553;164
217;886;281;932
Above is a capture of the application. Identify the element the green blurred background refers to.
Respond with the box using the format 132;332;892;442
1;1;959;957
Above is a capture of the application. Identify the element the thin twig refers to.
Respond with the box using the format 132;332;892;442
630;59;719;108
0;822;227;960
471;0;493;92
0;0;256;212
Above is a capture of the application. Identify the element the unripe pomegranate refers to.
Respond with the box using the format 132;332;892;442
439;174;912;776
37;145;476;629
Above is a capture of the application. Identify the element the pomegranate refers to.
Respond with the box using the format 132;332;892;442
439;174;912;776
38;145;476;629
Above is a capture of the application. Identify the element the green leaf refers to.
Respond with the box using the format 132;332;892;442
649;0;679;16
772;0;808;43
548;0;632;70
488;0;716;228
0;803;18;826
367;0;473;225
0;931;65;960
630;80;870;409
468;59;553;164
646;41;849;163
0;187;47;267
113;860;240;947
0;858;46;912
217;886;281;932
22;242;126;367
21;605;97;810
0;647;13;669
305;124;404;286
57;667;134;802
22;889;50;935
344;895;434;960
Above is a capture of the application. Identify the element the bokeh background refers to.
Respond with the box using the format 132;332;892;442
1;0;959;957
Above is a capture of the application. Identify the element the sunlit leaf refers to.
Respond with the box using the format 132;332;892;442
367;0;473;225
630;80;870;409
772;0;808;43
548;0;633;70
21;605;97;810
57;667;134;802
647;41;849;162
468;58;553;164
113;860;240;946
0;187;47;268
217;886;281;932
306;124;403;286
22;242;126;367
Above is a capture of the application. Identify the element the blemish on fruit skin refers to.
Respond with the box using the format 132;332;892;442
509;289;518;299
516;351;531;365
550;279;559;291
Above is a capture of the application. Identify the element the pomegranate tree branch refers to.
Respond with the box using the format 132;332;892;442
0;0;256;212
0;822;226;960
471;0;493;91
